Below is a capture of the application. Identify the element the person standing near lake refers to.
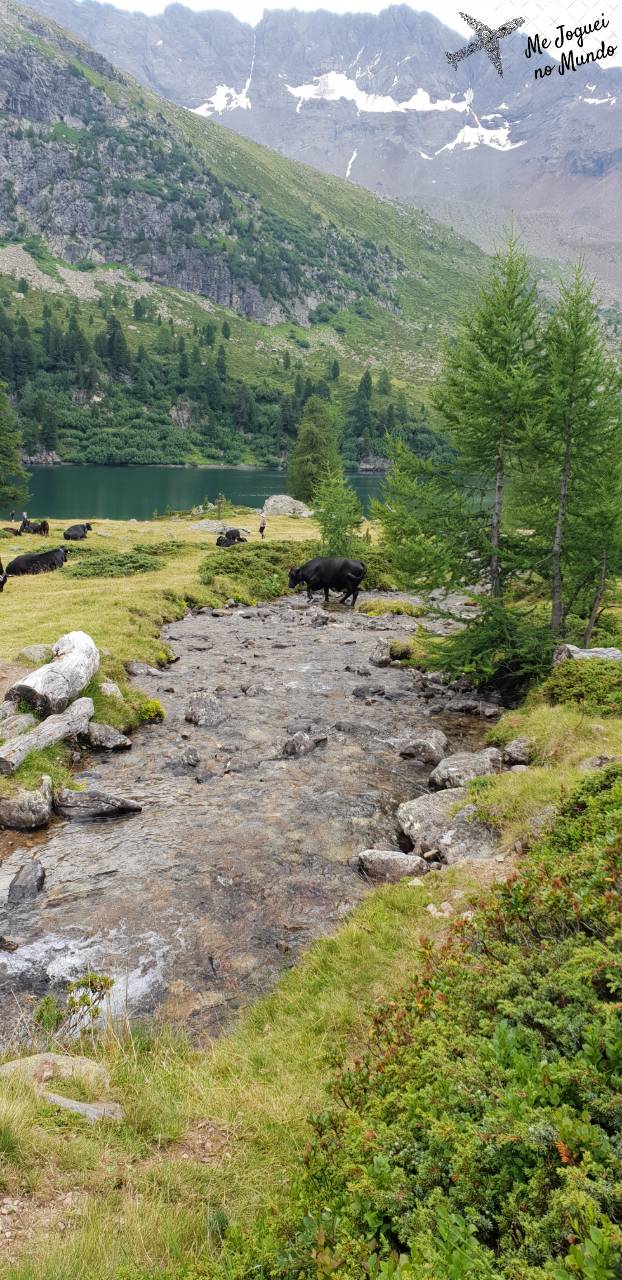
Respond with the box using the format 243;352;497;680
259;514;266;539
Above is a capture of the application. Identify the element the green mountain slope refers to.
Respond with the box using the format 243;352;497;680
0;0;488;466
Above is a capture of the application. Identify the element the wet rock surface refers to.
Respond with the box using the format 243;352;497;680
0;595;492;1041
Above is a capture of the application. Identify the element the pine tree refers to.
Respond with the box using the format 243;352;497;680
433;239;539;597
287;395;341;503
222;319;231;339
216;343;227;381
0;385;27;511
314;465;363;554
377;368;391;395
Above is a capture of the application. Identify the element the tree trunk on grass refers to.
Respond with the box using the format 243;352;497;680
5;631;99;717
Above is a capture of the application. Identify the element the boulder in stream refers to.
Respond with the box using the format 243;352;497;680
388;727;448;765
429;747;503;789
87;722;131;751
7;858;45;904
397;789;499;863
53;788;142;819
185;692;227;727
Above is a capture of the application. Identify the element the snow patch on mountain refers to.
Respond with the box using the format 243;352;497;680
436;122;526;153
285;72;473;115
193;33;255;116
345;148;357;178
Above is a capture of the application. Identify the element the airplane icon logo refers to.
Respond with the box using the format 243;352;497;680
446;12;525;76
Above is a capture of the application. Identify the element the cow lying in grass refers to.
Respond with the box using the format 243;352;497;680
5;547;68;575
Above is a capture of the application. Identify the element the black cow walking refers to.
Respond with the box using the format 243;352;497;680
64;523;92;541
6;547;68;575
288;557;366;606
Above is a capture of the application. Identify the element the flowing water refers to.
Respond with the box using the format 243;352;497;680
0;596;485;1042
25;466;384;521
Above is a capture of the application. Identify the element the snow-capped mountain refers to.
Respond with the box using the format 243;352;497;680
24;1;622;293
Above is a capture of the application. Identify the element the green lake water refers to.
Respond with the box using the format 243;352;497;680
24;466;384;520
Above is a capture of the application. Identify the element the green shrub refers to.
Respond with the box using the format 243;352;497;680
136;698;164;724
253;765;622;1279
543;659;622;717
67;550;164;578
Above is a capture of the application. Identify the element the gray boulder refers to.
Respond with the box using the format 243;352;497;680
0;775;53;831
503;737;532;765
54;789;142;819
100;680;124;701
369;641;392;668
553;643;622;664
185;693;227;727
429;747;503;789
16;643;54;666
389;727;448;765
282;731;328;758
397;789;498;863
357;849;429;882
87;722;131;751
262;494;312;517
7;858;45;905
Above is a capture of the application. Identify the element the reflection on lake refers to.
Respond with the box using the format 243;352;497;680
26;466;384;520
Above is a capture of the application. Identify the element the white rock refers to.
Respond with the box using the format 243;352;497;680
5;631;99;717
503;737;531;765
0;776;53;830
100;680;124;701
553;643;622;664
357;849;429;882
429;747;503;789
262;494;312;518
397;789;498;863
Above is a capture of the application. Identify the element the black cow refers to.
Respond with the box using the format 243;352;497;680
2;527;21;536
288;557;366;606
0;561;7;592
64;522;92;541
20;519;49;536
6;547;68;576
216;528;247;547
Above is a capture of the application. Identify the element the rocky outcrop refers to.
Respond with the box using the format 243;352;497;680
15;644;54;666
0;776;53;830
356;848;429;882
6;631;100;717
262;495;312;517
397;789;499;863
53;788;142;819
553;643;622;663
429;747;503;789
0;697;94;775
7;858;45;904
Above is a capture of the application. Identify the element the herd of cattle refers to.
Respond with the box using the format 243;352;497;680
1;515;367;607
0;520;93;591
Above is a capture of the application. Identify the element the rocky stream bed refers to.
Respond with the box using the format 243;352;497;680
0;595;500;1042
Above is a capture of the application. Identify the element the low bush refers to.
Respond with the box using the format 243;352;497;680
255;765;622;1279
67;550;165;578
543;659;622;717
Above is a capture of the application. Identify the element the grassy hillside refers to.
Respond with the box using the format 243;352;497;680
0;1;490;465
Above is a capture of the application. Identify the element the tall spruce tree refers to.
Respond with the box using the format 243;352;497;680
287;395;340;503
0;385;27;512
433;239;539;597
521;268;622;634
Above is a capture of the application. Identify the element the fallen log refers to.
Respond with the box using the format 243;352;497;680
5;631;99;717
0;697;94;775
